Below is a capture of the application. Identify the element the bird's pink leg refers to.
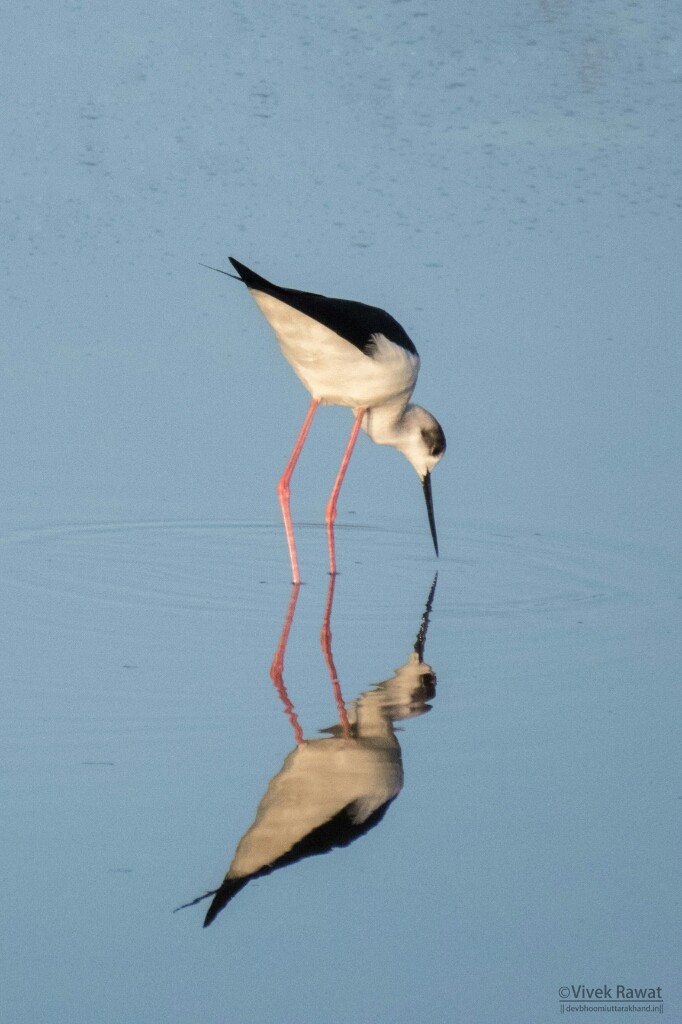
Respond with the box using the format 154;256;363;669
320;573;351;738
325;408;366;577
278;398;320;584
269;583;304;746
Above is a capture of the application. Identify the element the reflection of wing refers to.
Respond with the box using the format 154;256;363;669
206;789;396;925
204;733;403;925
231;739;401;870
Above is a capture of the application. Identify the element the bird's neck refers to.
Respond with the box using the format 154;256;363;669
361;400;415;448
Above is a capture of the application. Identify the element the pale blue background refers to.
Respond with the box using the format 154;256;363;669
1;2;680;1022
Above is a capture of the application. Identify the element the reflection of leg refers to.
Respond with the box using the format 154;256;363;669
269;583;304;745
277;398;320;585
320;573;351;738
325;408;366;577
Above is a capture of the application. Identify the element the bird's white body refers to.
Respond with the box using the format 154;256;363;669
251;291;419;412
250;290;442;478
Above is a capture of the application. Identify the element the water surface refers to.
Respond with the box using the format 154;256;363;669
2;0;680;1020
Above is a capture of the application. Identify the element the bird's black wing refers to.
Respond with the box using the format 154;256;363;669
202;798;396;926
229;257;418;357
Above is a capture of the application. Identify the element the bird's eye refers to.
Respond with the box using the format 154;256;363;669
421;427;446;458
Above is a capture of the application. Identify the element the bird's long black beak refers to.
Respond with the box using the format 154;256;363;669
422;471;439;557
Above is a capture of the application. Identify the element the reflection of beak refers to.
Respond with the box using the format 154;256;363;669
422;471;439;557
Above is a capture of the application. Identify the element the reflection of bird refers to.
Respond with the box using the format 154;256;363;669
208;258;446;583
177;576;438;926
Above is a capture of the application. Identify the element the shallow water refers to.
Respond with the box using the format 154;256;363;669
3;0;681;1019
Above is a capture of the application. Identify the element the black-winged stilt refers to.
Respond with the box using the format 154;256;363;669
211;258;446;583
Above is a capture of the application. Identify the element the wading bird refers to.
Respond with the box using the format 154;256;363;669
210;258;446;583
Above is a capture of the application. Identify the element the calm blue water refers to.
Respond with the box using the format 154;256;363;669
2;518;679;1022
2;0;680;1021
